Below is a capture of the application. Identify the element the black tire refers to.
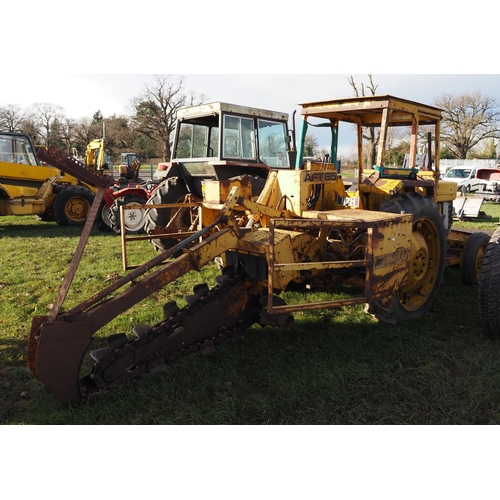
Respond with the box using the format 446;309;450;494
478;227;500;337
460;231;491;286
94;199;113;232
52;186;94;226
144;178;190;252
108;195;147;234
369;193;447;323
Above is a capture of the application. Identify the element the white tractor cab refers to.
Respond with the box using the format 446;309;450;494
147;101;295;251
153;101;294;183
443;166;481;193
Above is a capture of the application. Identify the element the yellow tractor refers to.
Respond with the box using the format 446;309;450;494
27;95;490;404
0;133;95;225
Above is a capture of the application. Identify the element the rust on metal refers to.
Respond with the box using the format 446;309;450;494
37;146;112;189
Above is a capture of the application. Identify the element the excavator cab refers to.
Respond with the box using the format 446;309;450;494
118;152;141;181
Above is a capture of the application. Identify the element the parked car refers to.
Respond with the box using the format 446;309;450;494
476;167;500;202
443;166;481;193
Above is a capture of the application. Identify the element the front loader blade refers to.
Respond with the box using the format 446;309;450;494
34;321;94;405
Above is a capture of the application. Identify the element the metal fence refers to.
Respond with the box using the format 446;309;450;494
440;159;499;169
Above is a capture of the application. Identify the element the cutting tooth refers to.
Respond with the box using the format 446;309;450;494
163;301;180;318
216;275;230;287
230;331;245;344
193;283;209;297
185;294;201;307
90;347;113;363
221;266;235;278
133;325;151;338
200;340;217;356
107;333;129;349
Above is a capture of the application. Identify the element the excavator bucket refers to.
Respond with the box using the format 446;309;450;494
28;318;94;404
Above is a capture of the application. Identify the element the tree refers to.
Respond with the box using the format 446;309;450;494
469;138;497;159
91;110;104;126
0;105;25;132
435;91;500;160
30;102;66;148
303;134;318;157
104;115;135;153
348;74;379;167
130;75;206;161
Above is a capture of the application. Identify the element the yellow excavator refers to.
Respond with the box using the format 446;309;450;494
27;95;490;404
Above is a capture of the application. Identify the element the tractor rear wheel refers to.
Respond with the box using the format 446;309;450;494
52;186;94;226
94;199;112;232
144;178;191;252
368;193;447;323
108;195;147;234
460;231;490;286
478;227;500;337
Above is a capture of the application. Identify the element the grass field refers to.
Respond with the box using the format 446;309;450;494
1;199;500;425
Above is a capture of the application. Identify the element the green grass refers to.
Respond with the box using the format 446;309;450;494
1;200;500;425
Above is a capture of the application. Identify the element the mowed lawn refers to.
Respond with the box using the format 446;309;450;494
1;200;500;425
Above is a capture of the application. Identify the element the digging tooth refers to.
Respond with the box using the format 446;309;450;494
107;333;129;349
90;347;113;363
200;340;216;356
216;275;230;287
230;331;245;344
133;325;152;338
193;283;209;297
221;265;235;278
148;359;167;374
163;301;180;318
185;294;201;307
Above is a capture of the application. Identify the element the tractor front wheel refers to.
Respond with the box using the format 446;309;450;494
108;195;147;234
52;186;94;226
368;193;447;323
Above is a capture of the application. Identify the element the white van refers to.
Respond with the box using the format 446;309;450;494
443;167;481;193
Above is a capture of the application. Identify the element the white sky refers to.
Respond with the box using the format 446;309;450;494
3;74;500;156
5;73;500;121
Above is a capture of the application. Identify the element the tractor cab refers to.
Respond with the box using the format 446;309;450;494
153;102;295;187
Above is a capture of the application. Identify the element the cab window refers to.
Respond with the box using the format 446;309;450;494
257;119;289;167
222;115;256;160
175;121;219;159
0;136;37;165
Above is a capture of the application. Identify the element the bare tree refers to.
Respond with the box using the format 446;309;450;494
0;105;26;132
59;117;79;153
348;75;379;167
130;75;206;161
435;91;500;159
30;102;66;147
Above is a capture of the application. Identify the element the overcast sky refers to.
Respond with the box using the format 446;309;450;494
4;74;500;121
3;74;499;156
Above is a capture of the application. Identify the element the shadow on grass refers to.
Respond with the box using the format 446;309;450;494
0;218;114;238
5;267;500;425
